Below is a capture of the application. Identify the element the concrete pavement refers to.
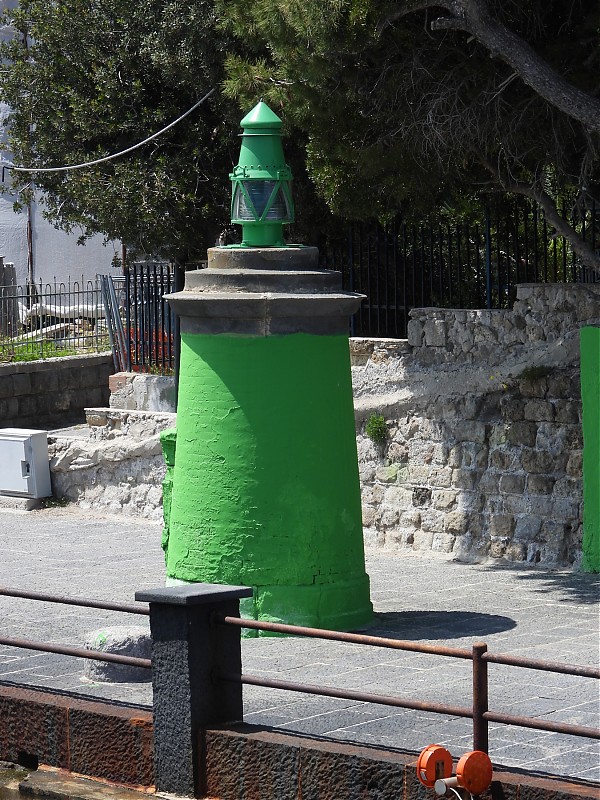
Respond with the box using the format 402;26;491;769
0;505;598;784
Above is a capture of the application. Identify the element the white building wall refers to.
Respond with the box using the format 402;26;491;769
0;172;118;286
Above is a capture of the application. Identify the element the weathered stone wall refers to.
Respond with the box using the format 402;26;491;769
352;283;600;568
50;284;597;568
109;372;176;413
0;353;113;428
49;408;175;519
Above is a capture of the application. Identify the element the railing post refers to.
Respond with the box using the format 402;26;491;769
135;583;253;798
472;642;489;753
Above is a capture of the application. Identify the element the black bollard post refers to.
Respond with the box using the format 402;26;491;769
135;583;253;797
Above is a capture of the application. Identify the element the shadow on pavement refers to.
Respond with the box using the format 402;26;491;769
361;610;516;640
476;563;600;605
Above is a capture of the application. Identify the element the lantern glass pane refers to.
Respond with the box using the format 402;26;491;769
270;186;292;220
234;180;291;221
233;183;255;220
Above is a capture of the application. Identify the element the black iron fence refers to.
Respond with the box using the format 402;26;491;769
323;199;599;338
96;199;600;370
0;276;110;363
101;263;176;374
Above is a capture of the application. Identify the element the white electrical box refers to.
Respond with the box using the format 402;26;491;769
0;428;52;498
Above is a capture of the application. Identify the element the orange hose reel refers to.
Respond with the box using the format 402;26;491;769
456;750;493;795
417;746;493;796
417;745;453;788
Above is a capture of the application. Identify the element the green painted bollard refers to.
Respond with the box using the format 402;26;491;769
581;327;600;572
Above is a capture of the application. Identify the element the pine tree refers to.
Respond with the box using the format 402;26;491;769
219;0;600;266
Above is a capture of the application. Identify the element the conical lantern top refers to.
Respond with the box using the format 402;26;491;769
240;100;283;129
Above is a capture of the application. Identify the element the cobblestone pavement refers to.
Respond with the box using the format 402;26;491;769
0;506;598;783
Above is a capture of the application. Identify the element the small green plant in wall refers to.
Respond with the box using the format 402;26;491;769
366;413;387;446
519;365;552;382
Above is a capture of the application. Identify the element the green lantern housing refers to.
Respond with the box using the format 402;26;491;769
230;100;294;247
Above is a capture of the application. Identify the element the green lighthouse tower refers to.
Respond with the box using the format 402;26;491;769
161;101;372;632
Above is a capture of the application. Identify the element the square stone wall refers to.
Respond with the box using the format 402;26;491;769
0;353;114;428
352;283;600;568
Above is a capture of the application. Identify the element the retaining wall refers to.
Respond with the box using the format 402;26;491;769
353;283;600;568
46;283;598;568
109;372;176;413
0;353;113;428
49;408;176;519
0;685;597;800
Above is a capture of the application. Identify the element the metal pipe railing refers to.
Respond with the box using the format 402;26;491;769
218;614;600;750
1;589;598;758
482;710;599;739
0;588;151;670
0;635;151;669
483;651;599;678
223;671;474;718
220;671;600;741
219;615;473;659
220;614;600;677
472;642;488;752
0;586;150;615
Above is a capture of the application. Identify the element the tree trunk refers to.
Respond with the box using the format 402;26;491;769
379;0;600;132
508;183;600;272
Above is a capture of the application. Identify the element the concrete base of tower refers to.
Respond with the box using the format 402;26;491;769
165;573;373;635
248;573;373;635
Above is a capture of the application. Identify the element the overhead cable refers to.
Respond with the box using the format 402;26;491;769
1;87;215;174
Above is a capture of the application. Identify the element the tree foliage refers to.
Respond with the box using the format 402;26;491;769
219;0;600;266
1;0;598;266
0;0;239;261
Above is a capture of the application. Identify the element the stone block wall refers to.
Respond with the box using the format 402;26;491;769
352;283;600;568
44;283;597;568
0;353;114;428
49;408;176;519
109;372;176;412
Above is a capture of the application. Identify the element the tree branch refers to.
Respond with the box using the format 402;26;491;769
377;0;600;133
375;0;455;36
479;157;600;271
430;17;467;32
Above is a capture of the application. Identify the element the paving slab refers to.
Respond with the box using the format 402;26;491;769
0;506;598;783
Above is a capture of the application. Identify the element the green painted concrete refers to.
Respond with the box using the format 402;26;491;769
581;327;600;572
165;332;372;630
160;428;177;557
